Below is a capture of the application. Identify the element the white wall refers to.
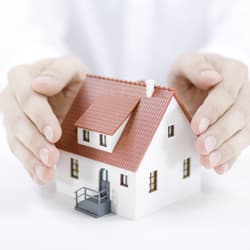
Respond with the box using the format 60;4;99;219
56;150;137;219
135;97;201;219
57;98;201;220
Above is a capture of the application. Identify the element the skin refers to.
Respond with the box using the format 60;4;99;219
168;53;250;175
0;56;88;184
0;53;249;184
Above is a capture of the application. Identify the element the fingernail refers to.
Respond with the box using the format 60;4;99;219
209;151;222;167
199;117;209;133
33;76;59;84
204;136;217;153
200;70;222;83
215;163;230;175
35;165;44;181
43;126;54;142
39;148;49;165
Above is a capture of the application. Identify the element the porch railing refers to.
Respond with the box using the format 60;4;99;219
74;186;108;207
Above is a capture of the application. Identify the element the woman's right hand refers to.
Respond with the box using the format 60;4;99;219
0;56;89;184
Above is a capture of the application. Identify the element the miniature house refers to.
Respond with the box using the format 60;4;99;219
56;75;201;219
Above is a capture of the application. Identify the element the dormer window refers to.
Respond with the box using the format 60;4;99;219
74;94;140;153
83;130;90;142
100;134;107;147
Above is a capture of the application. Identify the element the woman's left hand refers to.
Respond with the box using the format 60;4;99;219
168;53;250;174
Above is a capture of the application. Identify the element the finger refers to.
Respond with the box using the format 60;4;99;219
214;163;231;175
214;156;237;175
10;114;59;167
4;94;59;166
200;127;250;169
31;56;88;96
171;53;223;90
191;58;248;135
196;103;246;155
6;132;54;184
8;65;62;143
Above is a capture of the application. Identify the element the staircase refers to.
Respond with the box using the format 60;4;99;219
74;168;111;218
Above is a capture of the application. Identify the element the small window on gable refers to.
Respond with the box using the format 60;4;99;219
83;130;90;142
100;134;107;147
183;158;191;178
168;125;174;137
120;174;128;187
70;158;79;179
149;170;157;193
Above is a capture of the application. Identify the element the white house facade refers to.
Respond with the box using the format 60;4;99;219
55;75;201;219
56;96;201;219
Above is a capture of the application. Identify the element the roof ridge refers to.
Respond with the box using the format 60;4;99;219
87;74;174;93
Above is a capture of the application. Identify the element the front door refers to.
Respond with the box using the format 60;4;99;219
99;168;110;198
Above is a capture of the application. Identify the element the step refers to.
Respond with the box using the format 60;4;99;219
75;198;111;218
75;206;99;218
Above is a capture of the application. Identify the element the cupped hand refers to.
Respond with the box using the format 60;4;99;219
168;53;250;174
0;56;88;184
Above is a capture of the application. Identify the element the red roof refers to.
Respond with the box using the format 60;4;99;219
74;94;140;135
56;75;190;172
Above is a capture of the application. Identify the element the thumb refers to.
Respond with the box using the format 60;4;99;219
172;54;223;90
31;56;88;96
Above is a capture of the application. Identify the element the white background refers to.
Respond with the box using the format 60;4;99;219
1;1;250;249
1;120;250;250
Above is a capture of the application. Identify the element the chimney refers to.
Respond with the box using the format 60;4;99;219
145;80;155;98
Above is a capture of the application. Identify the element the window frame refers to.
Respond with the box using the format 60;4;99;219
83;129;90;142
149;170;157;193
183;158;191;178
70;158;79;179
120;174;128;187
168;125;175;138
99;134;107;147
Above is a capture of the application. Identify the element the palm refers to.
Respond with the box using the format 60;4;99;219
169;76;209;116
48;80;83;123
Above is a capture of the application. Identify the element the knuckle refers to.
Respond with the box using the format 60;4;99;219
12;116;24;135
66;56;89;77
226;59;248;80
234;108;247;126
234;60;248;78
222;85;237;102
7;66;19;82
217;123;230;139
18;91;33;110
172;53;194;69
7;65;28;85
204;102;220;121
223;142;235;158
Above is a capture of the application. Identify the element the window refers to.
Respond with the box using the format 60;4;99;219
120;174;128;187
168;125;174;137
100;134;107;147
183;158;191;178
149;170;157;193
83;130;90;142
70;158;79;179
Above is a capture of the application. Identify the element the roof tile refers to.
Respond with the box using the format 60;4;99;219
75;94;140;135
56;75;178;172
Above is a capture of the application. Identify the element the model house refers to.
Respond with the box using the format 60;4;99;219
56;74;201;219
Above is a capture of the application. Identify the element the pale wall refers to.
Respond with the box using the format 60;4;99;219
135;97;201;219
56;151;137;219
77;117;129;153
